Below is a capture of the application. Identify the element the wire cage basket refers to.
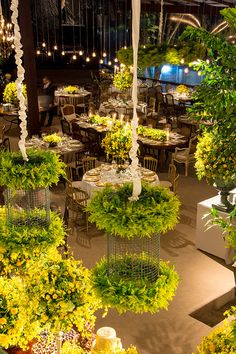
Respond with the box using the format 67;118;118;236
4;187;50;227
107;234;160;283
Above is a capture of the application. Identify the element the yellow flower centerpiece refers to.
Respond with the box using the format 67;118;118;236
101;121;132;163
43;133;62;147
113;69;133;91
3;82;27;106
64;85;79;94
175;84;190;94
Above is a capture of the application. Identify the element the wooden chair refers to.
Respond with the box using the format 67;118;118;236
82;156;97;174
171;135;198;176
67;152;84;180
0;137;10;151
159;164;178;192
86;128;100;156
64;183;89;232
143;156;158;172
60;118;72;136
61;104;78;122
0;125;5;143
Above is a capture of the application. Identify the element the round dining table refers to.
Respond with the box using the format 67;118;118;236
73;163;159;198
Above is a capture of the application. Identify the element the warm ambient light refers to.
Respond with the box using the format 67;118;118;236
108;60;112;66
92;51;96;57
61;50;65;56
42;42;46;48
114;57;118;62
180;58;185;64
72;54;77;60
47;51;52;56
79;50;83;56
36;49;40;55
124;45;127;49
99;59;103;64
86;56;90;62
184;67;189;74
53;45;58;50
102;52;107;57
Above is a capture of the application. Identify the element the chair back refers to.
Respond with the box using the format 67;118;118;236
87;128;99;143
137;140;146;158
156;92;164;103
189;135;198;154
165;93;175;106
60;118;71;136
143;156;158;172
1;137;10;151
82;156;97;174
0;125;5;141
173;174;180;194
168;164;176;184
61;104;75;117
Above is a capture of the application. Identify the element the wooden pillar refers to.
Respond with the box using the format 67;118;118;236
18;0;40;137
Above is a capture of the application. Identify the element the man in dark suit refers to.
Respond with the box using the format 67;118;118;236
40;77;55;127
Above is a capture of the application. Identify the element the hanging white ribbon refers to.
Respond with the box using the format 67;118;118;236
129;0;141;201
11;0;28;161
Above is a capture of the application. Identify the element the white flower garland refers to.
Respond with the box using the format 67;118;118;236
10;0;28;161
129;0;142;201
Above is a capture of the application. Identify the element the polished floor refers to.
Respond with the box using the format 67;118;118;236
3;117;235;354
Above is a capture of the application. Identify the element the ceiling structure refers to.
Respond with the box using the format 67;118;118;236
140;0;236;14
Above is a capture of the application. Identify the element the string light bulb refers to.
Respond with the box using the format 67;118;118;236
197;71;202;76
184;67;189;74
180;58;185;64
114;58;118;63
47;51;52;56
102;52;107;57
206;59;210;64
92;51;96;57
61;50;65;56
124;45;127;49
53;44;58;50
36;49;40;55
108;60;112;66
99;59;104;64
79;50;83;56
86;56;90;62
72;54;77;60
42;42;46;48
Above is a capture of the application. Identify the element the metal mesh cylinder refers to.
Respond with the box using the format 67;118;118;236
107;234;160;283
5;187;50;227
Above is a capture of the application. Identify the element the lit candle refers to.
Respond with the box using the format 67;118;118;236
120;114;124;122
166;129;170;141
113;112;117;119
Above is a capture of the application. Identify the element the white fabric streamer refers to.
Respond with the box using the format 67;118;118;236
129;0;142;201
11;0;28;161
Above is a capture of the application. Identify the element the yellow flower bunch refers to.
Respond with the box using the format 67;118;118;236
195;131;236;184
25;257;101;337
43;133;62;145
89;114;111;126
113;70;133;91
3;82;27;105
194;322;236;354
101;122;132;162
64;85;79;94
176;84;190;94
0;277;39;349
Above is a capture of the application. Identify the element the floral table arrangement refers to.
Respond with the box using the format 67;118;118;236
88;114;111;126
64;85;79;94
42;133;62;147
137;125;167;141
113;69;133;91
3;82;27;107
175;84;190;95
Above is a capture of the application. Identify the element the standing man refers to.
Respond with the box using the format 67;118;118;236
40;77;55;127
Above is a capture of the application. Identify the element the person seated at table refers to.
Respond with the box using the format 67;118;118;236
40;76;56;127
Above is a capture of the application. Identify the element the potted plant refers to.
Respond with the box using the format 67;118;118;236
87;183;180;314
195;131;236;212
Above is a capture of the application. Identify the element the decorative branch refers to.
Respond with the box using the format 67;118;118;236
10;0;28;161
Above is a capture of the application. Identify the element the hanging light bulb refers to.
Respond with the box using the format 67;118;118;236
184;67;189;74
72;54;77;60
143;45;146;49
92;51;96;57
42;41;46;48
79;50;83;56
114;57;118;63
180;58;185;64
206;59;210;64
53;44;58;50
108;60;112;66
197;71;202;76
36;49;40;55
61;50;65;56
103;52;107;57
11;44;15;49
99;59;104;64
86;56;90;62
124;45;127;49
47;51;52;56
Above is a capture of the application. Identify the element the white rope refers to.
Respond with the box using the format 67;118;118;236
10;0;28;161
158;0;164;44
129;0;141;201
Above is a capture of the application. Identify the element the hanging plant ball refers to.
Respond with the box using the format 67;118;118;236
113;70;133;91
87;183;181;239
92;257;179;314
